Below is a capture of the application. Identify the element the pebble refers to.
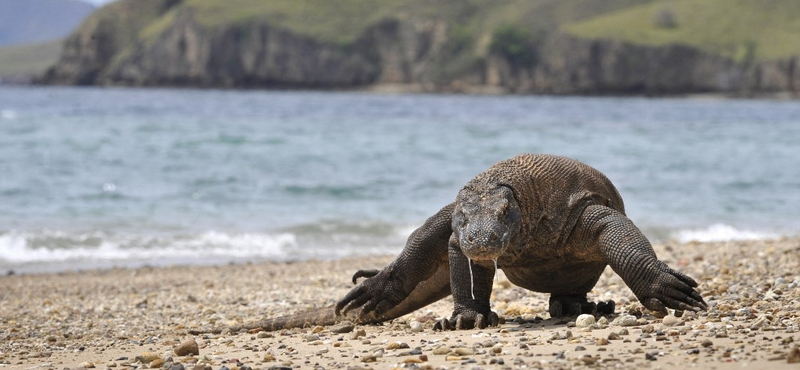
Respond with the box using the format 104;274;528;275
330;321;355;334
432;347;450;355
135;353;161;364
661;314;680;326
454;347;474;356
788;347;800;364
350;329;366;340
174;339;199;356
491;343;502;354
614;315;639;327
385;342;409;350
575;314;595;328
148;358;165;368
409;321;424;332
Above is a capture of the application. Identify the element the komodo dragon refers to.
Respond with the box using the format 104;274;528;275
192;154;706;334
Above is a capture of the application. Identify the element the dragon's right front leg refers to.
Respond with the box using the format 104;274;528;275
433;236;499;330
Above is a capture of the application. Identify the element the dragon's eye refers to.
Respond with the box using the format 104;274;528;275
496;199;508;216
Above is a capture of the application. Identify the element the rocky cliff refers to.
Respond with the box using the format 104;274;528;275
40;0;799;96
488;34;799;96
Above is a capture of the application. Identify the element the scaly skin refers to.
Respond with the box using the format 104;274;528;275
195;154;707;333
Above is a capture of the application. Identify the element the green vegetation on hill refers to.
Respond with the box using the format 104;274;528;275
42;0;800;93
563;0;800;62
176;0;659;45
178;0;800;62
0;40;63;77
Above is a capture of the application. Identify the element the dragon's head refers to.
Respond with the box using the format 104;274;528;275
452;183;522;261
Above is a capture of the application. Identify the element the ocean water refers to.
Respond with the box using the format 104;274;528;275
1;86;798;274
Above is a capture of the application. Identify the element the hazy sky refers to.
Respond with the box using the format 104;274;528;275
80;0;117;5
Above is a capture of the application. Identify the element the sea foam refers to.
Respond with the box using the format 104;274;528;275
0;230;297;271
674;223;778;243
0;109;16;120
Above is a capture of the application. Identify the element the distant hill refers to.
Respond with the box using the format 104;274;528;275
565;0;800;62
0;0;95;46
0;0;95;83
39;0;800;96
0;40;63;83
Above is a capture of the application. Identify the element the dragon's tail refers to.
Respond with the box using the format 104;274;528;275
189;305;339;335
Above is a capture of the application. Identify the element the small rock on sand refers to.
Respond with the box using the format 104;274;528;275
174;339;199;356
788;347;800;364
575;314;595;328
350;329;366;340
613;315;639;327
661;315;680;326
330;321;355;333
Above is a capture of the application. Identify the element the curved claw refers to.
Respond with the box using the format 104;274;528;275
638;262;708;315
351;269;380;285
335;285;368;316
670;267;699;288
433;317;451;331
433;311;500;331
335;267;407;322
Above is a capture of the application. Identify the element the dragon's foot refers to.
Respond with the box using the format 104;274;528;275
548;295;615;318
433;310;501;331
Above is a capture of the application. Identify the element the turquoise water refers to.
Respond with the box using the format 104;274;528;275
1;86;798;273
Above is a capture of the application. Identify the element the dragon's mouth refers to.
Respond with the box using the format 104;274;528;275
460;243;506;261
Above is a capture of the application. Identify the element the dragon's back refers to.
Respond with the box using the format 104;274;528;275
470;153;625;244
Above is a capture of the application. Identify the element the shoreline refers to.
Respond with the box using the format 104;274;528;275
1;238;798;369
2;82;799;101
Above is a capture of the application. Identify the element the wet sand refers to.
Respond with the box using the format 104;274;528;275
1;238;798;369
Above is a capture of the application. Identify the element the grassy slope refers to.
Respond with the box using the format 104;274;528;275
0;40;62;76
563;0;800;62
177;0;658;46
54;0;800;79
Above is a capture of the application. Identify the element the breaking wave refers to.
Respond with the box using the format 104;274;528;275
673;223;779;243
0;222;411;274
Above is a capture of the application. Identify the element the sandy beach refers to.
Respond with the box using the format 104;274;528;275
1;238;798;370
